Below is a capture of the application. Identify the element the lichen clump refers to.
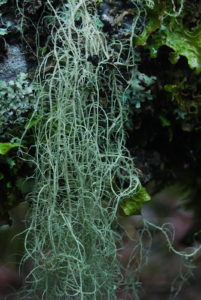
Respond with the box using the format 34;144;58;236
18;0;145;299
0;72;34;135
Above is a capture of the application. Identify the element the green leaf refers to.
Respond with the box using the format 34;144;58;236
120;186;151;216
39;46;47;56
159;115;171;127
0;143;22;155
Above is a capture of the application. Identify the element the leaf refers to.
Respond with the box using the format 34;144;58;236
159;115;171;127
120;186;151;216
39;46;47;56
0;143;22;155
